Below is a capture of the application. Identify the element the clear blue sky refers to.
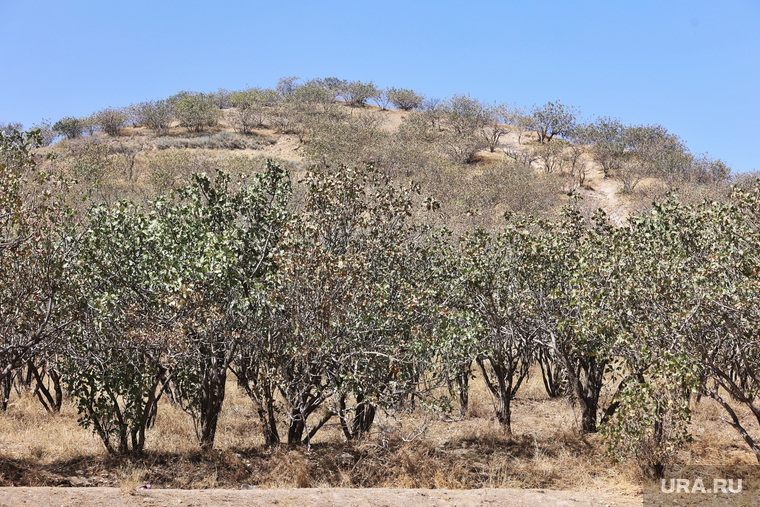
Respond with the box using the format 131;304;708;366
1;0;758;172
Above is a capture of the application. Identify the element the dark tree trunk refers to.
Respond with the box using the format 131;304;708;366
287;409;306;445
339;394;377;441
256;382;280;446
352;401;376;436
558;349;607;434
496;389;512;432
199;368;227;449
537;348;566;399
30;362;63;412
451;361;471;414
0;374;11;411
476;355;528;435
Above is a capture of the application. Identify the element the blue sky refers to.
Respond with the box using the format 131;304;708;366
1;0;758;172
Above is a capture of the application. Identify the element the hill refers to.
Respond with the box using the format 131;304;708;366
21;79;734;230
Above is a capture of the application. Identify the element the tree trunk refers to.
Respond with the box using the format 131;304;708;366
351;400;376;437
287;410;306;445
496;391;512;434
0;373;12;411
457;362;471;414
30;362;63;412
560;352;604;434
537;348;565;399
199;368;227;449
256;382;280;446
476;357;515;435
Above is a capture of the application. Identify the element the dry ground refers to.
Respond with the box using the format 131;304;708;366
1;367;757;505
0;486;639;506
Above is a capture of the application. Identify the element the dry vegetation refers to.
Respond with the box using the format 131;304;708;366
0;371;755;502
0;368;629;491
30;89;736;231
1;365;756;498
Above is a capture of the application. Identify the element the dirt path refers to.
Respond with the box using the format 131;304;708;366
584;167;628;225
0;487;640;506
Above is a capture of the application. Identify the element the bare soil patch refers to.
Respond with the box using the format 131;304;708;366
0;486;639;506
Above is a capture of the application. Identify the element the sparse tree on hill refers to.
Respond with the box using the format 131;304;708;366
480;103;510;152
531;101;579;144
53;116;84;139
340;80;378;107
276;76;301;99
388;88;425;111
372;88;391;110
229;88;269;133
584;117;627;177
31;119;56;146
442;94;486;136
0;121;23;134
532;139;566;174
94;107;128;136
134;99;174;135
172;93;220;133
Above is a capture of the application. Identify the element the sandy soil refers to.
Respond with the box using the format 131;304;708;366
0;486;640;507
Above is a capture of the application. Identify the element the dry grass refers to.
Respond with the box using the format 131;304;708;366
3;365;753;496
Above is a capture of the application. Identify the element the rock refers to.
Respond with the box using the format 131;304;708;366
66;476;91;487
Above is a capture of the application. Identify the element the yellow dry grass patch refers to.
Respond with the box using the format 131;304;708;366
0;367;756;494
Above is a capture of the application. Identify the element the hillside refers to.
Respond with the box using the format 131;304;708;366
26;82;732;231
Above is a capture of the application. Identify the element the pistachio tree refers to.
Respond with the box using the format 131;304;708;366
256;163;443;445
0;130;75;411
530;101;579;144
66;194;196;454
455;224;537;433
169;161;291;448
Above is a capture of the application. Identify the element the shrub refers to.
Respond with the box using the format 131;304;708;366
172;93;220;132
213;88;232;109
134;100;174;134
31;119;57;146
530;101;579;144
340;80;378;107
94;107;128;136
388;88;425;111
53;116;84;139
228;89;269;133
276;76;301;99
0;121;23;134
81;115;98;136
64;140;117;183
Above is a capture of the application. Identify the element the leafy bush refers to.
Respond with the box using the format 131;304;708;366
276;76;301;99
388;88;425;111
530;101;579;144
134;100;174;134
172;93;220;132
53;116;84;139
228;88;270;133
340;80;378;107
94;107;128;136
63;140;118;184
